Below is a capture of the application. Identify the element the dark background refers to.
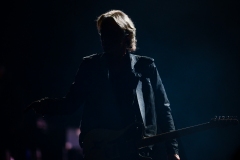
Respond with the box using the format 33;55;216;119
1;0;240;160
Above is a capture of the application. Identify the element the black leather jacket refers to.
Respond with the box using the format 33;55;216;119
43;53;178;155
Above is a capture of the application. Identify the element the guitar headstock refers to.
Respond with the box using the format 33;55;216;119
210;116;239;126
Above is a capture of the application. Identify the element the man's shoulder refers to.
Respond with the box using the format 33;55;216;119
131;54;155;67
81;53;104;66
131;54;156;77
83;53;103;61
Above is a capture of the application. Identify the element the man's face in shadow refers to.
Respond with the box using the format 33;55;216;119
100;18;126;55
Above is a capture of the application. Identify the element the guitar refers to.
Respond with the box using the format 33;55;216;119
82;116;239;160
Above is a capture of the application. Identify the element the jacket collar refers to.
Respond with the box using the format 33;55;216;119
129;53;137;71
129;53;142;78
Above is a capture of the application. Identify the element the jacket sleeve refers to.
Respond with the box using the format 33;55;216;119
39;58;88;115
150;62;179;155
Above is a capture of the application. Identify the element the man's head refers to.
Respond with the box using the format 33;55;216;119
96;10;137;53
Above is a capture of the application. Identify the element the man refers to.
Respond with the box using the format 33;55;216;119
26;10;180;160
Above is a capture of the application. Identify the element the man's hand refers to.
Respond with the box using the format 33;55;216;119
168;154;180;160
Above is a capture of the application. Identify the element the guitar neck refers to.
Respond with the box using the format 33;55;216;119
138;122;217;148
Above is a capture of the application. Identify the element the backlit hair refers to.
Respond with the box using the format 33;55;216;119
96;10;137;52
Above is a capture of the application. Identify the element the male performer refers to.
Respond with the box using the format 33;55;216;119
26;10;180;160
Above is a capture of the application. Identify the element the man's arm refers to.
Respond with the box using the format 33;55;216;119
25;58;88;115
150;62;180;159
